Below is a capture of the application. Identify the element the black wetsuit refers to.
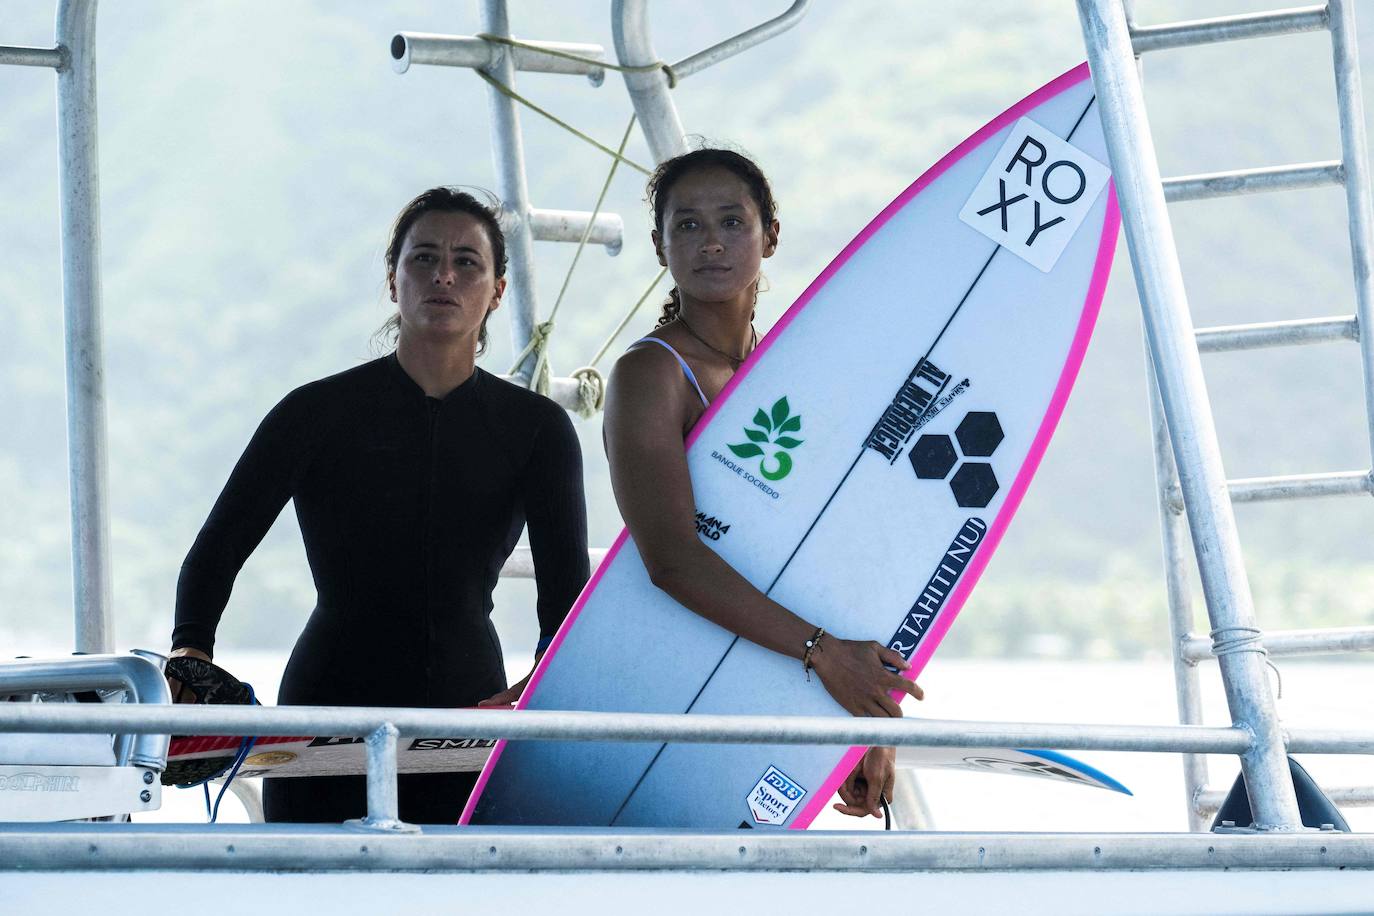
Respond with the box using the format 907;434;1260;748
172;355;589;823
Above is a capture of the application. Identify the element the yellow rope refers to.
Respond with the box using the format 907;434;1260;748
475;32;678;88
475;71;652;176
586;267;669;369
475;33;677;416
564;267;670;419
509;116;638;410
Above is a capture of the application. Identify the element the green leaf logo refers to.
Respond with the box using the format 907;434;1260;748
727;396;804;482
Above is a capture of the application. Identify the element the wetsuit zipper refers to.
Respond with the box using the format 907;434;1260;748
423;397;440;704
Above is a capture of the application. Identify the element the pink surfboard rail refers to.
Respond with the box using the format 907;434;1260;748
462;60;1121;828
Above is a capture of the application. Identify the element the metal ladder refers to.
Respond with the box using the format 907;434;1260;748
1078;0;1374;831
390;1;810;407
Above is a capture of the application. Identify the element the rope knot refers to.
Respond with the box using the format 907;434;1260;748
570;366;606;419
1210;625;1283;698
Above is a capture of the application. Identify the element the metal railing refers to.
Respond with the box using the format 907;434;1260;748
6;698;1374;832
0;0;111;655
1081;0;1374;832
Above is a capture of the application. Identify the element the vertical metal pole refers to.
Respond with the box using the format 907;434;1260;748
478;0;541;380
1076;0;1302;830
350;723;416;832
55;0;112;654
1147;360;1211;832
1327;0;1374;464
611;0;687;164
1130;8;1209;831
365;724;400;824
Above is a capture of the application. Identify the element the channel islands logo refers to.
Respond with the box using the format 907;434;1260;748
728;396;803;481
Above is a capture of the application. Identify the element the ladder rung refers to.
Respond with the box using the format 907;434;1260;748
392;33;606;81
1130;5;1329;54
1229;470;1374;503
0;45;63;69
1165;470;1372;512
1181;625;1374;663
1163;161;1343;203
1196;784;1374;814
1195;315;1358;352
525;208;624;254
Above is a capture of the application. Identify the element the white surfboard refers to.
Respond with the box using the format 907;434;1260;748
164;733;1130;796
465;63;1121;828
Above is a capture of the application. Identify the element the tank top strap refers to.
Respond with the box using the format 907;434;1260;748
629;337;710;407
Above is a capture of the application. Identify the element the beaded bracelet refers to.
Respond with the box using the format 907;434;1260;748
802;627;826;681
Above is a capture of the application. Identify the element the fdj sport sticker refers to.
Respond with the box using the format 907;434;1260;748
959;116;1110;272
747;765;807;826
728;396;804;481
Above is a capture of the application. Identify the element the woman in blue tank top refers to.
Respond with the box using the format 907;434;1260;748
603;148;923;820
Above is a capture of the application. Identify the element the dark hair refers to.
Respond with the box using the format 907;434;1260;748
373;186;509;354
646;147;778;326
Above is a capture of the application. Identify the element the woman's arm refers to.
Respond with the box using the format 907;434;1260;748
171;390;309;659
523;404;591;649
480;402;591;707
603;349;919;717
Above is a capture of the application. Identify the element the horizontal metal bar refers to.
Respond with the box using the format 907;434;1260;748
1287;729;1374;754
0;45;65;68
0;655;169;770
1182;626;1374;663
670;0;810;80
2;824;1371;873
1163;161;1343;203
1167;470;1374;512
500;546;608;578
494;375;596;413
0;702;1258;755
524;207;623;254
390;33;605;82
1198;784;1374;813
1195;315;1358;352
1130;5;1329;54
1229;470;1374;503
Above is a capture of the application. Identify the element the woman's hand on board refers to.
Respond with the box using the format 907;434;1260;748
809;638;923;717
165;646;212;704
478;659;542;707
833;746;896;819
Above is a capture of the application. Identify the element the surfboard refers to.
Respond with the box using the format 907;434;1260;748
465;62;1120;829
163;733;1129;795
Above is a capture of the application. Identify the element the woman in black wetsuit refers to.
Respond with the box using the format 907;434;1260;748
169;188;589;823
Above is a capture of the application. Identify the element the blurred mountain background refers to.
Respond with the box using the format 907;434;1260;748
2;0;1372;663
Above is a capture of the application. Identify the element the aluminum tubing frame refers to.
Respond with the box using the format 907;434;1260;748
52;0;113;655
0;654;169;770
478;0;542;383
2;826;1370;874
1077;0;1303;829
1328;0;1374;466
4;702;1350;755
610;1;811;164
1146;358;1210;833
611;0;686;164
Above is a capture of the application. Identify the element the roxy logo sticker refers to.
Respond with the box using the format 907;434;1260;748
959;116;1109;272
747;765;806;826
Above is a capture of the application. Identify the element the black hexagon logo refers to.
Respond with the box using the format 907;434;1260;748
909;410;1004;507
956;411;1003;458
950;462;999;508
909;434;957;479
